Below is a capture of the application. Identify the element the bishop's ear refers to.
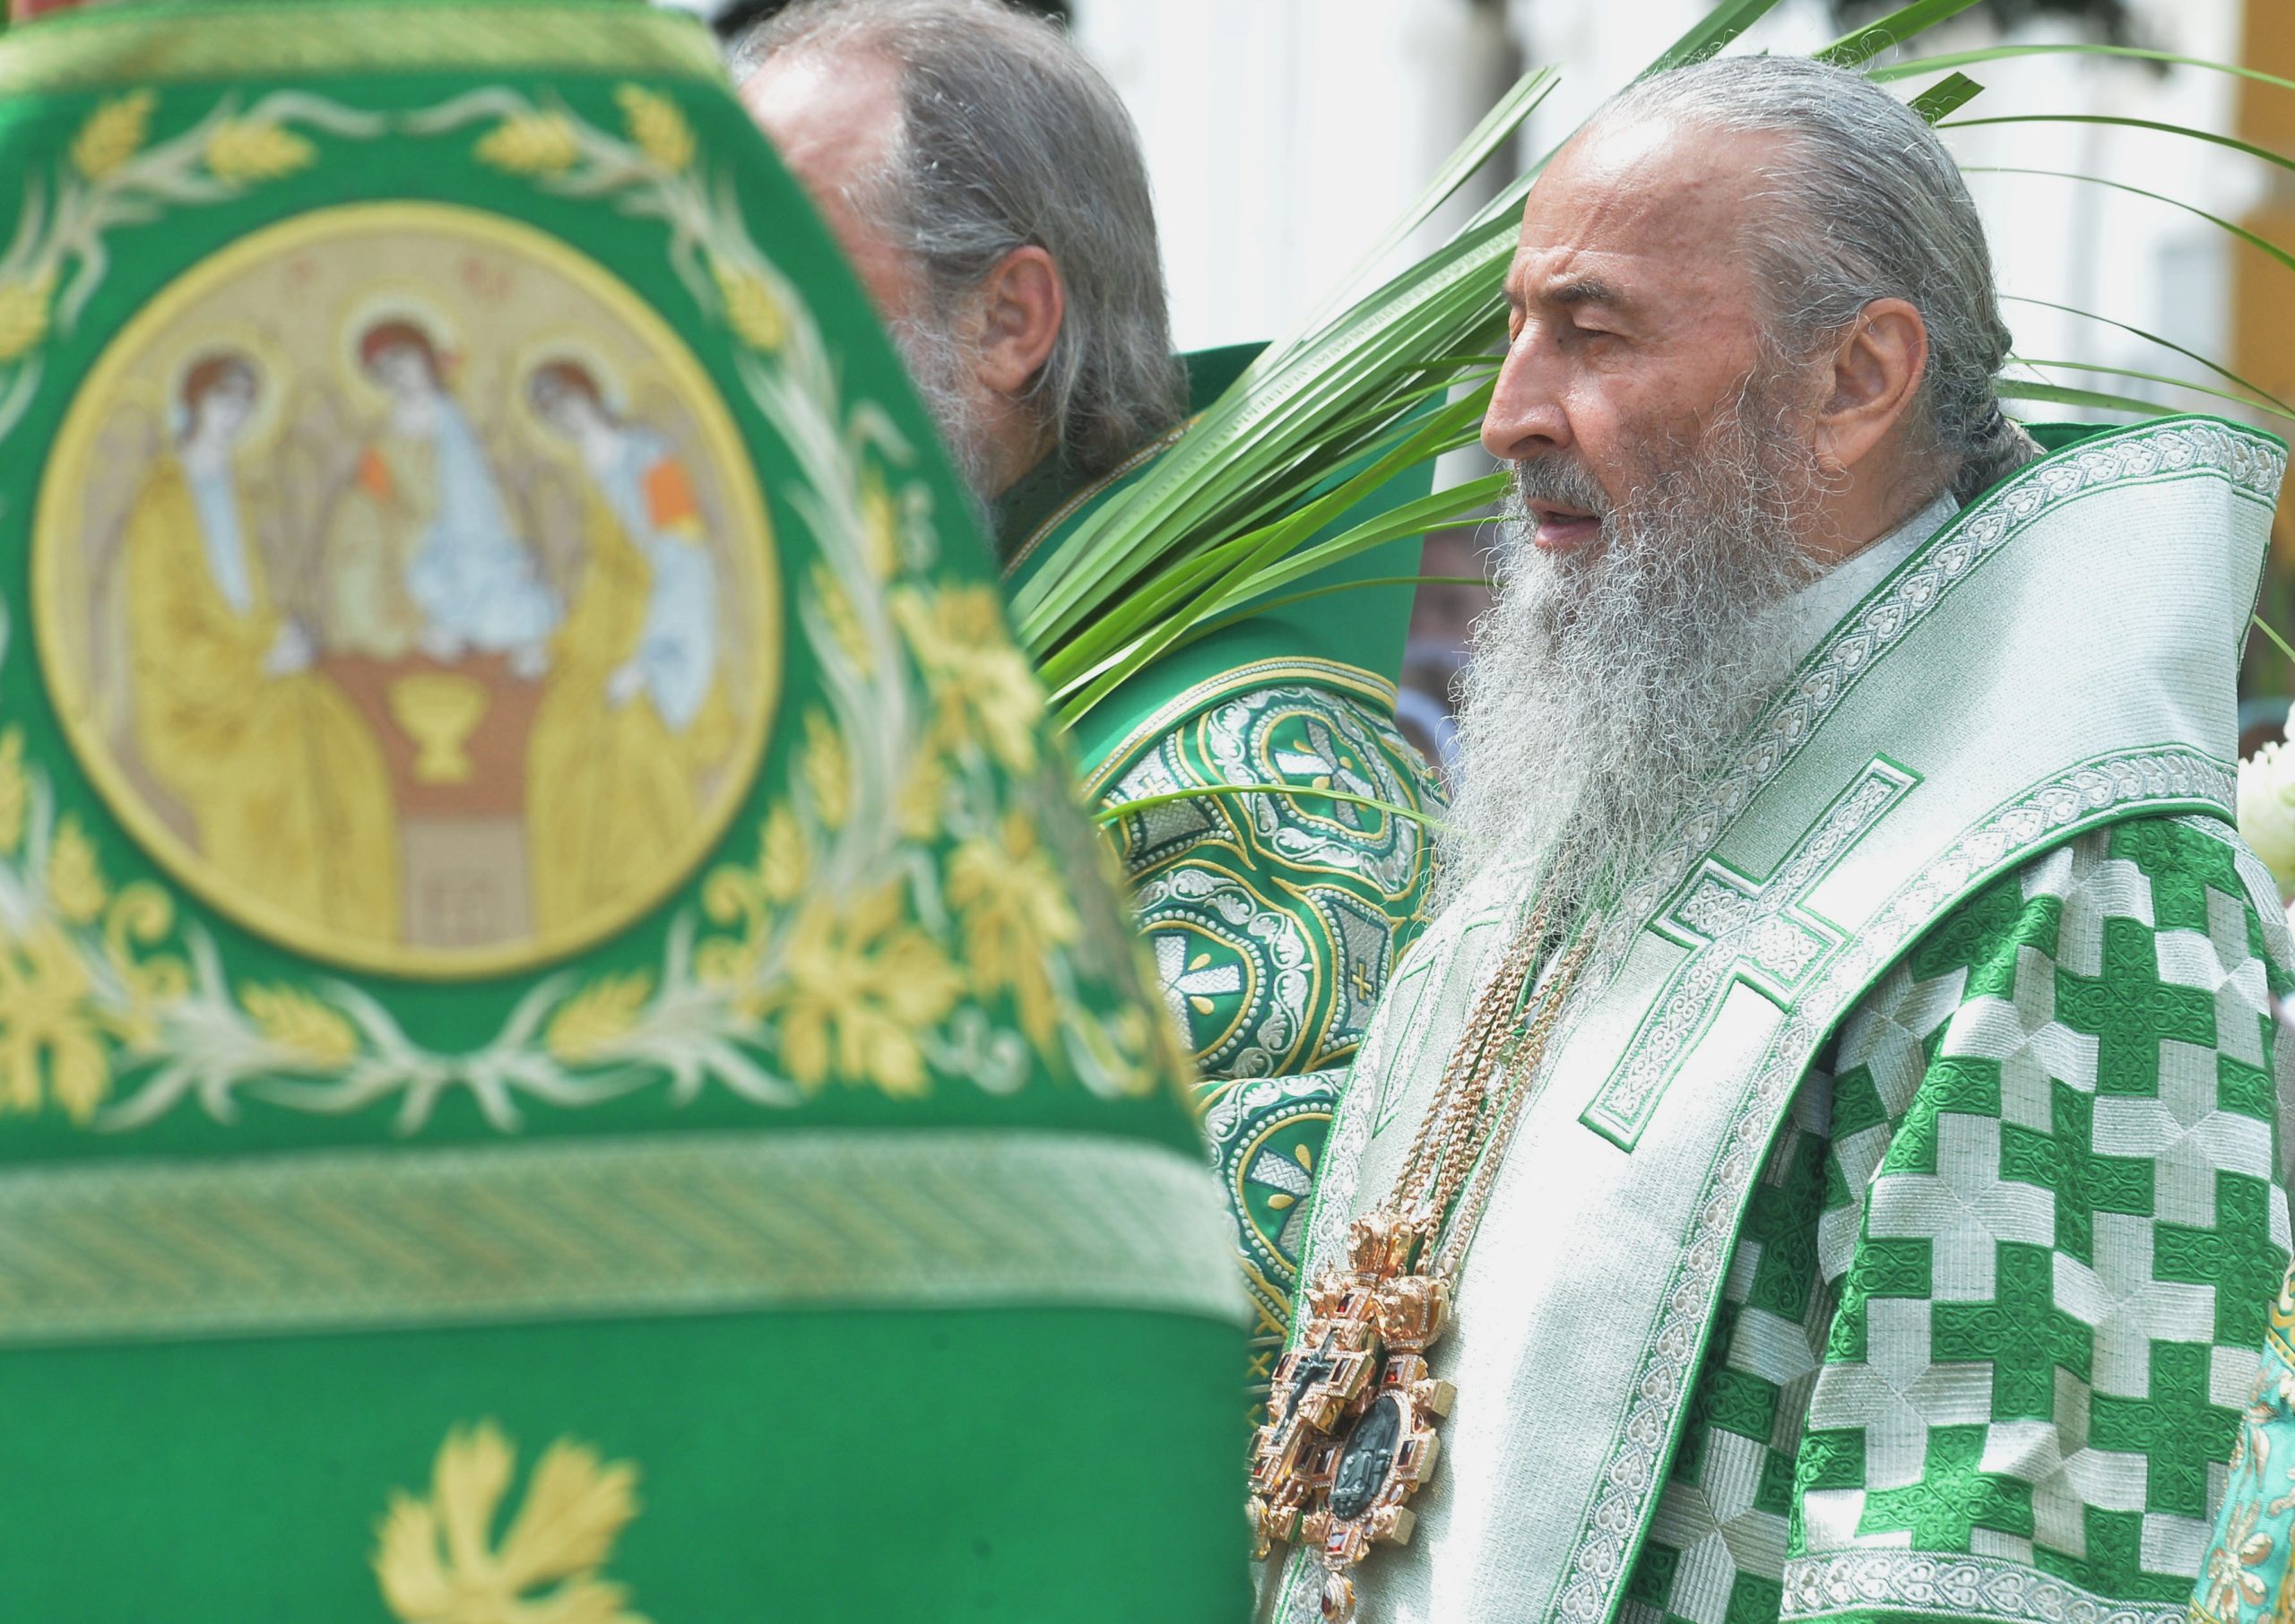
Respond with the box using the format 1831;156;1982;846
970;244;1067;400
1812;297;1928;476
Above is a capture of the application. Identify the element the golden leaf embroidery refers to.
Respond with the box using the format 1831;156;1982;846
0;268;56;366
102;882;187;1047
896;751;949;842
71;90;156;180
2202;1499;2275;1619
544;972;655;1063
723;885;960;1098
47;816;108;926
476;112;582;176
615;83;693;173
759;806;809;904
858;470;901;582
0;924;108;1123
801;711;849;831
892;584;1044;775
0;729;25;855
374;1421;647;1624
203;118;316;183
946;810;1078;1046
810;564;870;672
240;984;359;1067
710;255;788;352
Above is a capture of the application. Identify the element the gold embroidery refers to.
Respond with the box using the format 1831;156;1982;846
374;1421;646;1624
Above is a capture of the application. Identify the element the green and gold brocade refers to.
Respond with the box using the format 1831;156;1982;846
998;343;1445;1418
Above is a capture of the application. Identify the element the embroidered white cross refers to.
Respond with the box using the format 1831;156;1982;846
1587;760;1918;1145
1864;1111;2056;1300
2052;1210;2216;1396
1642;1429;1792;1621
1155;933;1243;1034
1804;1294;1993;1494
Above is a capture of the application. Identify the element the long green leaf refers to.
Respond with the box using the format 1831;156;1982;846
1873;42;2295;99
1817;0;1990;69
1051;393;1494;702
1293;66;1560;345
1053;480;1507;716
2253;614;2295;675
1995;380;2159;415
1210;475;1513;611
1942;114;2295;180
1999;295;2295;414
1651;0;1790;73
1039;392;1489;687
2006;358;2295;422
1909;72;1985;125
1969;167;2295;286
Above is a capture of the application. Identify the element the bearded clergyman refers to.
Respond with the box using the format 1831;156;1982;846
732;0;1445;1419
1253;56;2295;1624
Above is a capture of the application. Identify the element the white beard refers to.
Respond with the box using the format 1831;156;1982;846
887;310;999;511
1437;388;1828;921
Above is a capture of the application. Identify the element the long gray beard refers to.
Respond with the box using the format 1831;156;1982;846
887;310;998;510
1437;391;1827;921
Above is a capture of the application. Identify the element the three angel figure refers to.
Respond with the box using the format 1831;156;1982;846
117;318;734;946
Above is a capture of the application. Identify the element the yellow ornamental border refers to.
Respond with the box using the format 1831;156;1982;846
0;0;725;96
33;201;781;980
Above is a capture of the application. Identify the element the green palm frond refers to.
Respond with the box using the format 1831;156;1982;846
2000;297;2295;416
1872;42;2295;96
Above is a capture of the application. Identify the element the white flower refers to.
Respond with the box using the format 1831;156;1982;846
2238;739;2295;901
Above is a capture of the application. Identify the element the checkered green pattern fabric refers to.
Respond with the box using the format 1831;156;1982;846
1096;681;1442;1419
1622;815;2292;1624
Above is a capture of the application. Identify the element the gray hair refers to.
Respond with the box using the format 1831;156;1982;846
729;0;1186;479
1589;56;2037;505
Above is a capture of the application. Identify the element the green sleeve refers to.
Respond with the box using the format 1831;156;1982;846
1623;816;2292;1624
1095;680;1443;1421
1792;815;2288;1619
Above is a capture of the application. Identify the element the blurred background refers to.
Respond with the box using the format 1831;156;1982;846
690;0;2295;782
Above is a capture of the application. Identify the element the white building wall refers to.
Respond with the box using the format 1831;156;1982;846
1075;0;2258;437
1071;0;1517;355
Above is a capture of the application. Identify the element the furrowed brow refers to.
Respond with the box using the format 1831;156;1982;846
1546;275;1625;310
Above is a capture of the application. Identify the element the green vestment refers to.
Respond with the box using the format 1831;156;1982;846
1264;419;2294;1624
0;5;1247;1617
998;343;1444;1420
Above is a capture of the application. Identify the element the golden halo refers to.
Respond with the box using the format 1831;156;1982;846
335;286;463;408
160;322;292;459
507;329;631;462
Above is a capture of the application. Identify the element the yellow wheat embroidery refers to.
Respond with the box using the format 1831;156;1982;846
374;1421;648;1624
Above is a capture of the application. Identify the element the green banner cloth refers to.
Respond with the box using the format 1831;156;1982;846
0;4;1247;1617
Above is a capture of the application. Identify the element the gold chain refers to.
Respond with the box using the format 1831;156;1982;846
1432;927;1593;1277
1382;911;1545;1226
1246;898;1598;1624
1378;900;1584;1272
